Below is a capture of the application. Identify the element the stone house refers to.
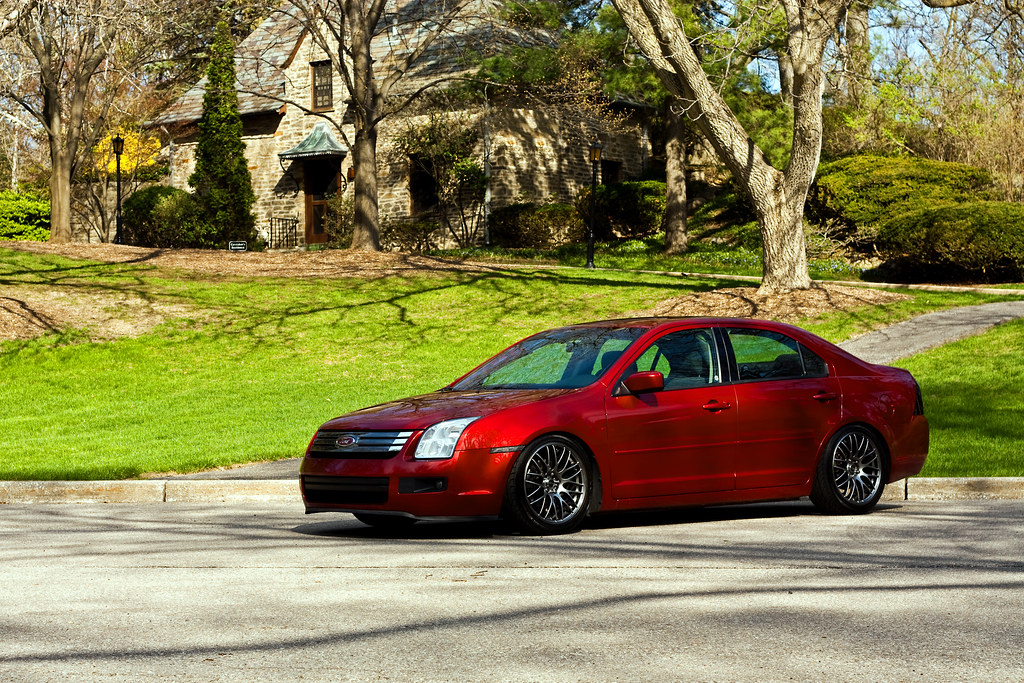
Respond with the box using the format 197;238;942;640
155;2;649;248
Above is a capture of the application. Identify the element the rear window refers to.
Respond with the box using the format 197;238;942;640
726;328;828;381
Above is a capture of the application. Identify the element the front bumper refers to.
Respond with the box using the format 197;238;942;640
299;446;515;518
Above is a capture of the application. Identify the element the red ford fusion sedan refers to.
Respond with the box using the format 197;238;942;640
301;318;928;534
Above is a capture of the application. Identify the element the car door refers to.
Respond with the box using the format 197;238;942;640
723;326;843;490
606;327;738;499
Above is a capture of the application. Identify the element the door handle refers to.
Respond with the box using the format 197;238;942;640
702;400;732;412
813;392;838;402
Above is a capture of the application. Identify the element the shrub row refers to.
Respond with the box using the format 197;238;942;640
809;155;997;233
0;191;49;241
492;181;668;248
122;185;260;248
876;202;1024;283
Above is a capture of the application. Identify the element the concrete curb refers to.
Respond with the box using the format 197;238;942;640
1;478;1022;505
0;479;299;504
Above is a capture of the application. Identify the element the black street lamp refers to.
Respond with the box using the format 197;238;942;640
111;134;125;245
586;140;603;269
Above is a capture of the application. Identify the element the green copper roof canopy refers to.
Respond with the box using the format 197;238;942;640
278;122;349;160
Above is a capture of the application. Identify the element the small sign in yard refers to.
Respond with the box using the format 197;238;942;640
228;241;247;252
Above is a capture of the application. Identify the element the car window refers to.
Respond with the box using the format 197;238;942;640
454;326;648;390
726;328;827;381
482;342;571;388
630;328;721;390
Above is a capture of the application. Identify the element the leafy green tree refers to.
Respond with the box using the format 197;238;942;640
187;21;257;246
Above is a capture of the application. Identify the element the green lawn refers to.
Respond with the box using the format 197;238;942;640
0;246;1019;479
895;319;1024;477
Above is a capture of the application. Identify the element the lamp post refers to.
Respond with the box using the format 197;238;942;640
586;140;603;269
111;134;125;245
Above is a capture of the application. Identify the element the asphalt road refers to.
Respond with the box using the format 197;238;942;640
2;500;1023;681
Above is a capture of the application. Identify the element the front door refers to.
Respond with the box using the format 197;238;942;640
304;158;341;245
606;327;738;499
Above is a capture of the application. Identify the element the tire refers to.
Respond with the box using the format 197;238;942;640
810;426;887;515
352;512;417;529
504;435;592;535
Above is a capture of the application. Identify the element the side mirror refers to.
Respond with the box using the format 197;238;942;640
617;371;664;396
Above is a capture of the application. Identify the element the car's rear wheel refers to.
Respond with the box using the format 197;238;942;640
810;426;887;514
352;512;417;529
504;435;592;535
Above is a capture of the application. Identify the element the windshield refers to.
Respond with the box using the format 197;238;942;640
451;327;647;391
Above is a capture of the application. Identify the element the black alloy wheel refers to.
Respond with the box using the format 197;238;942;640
810;426;887;514
504;435;592;535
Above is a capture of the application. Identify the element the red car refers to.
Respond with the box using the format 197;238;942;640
301;318;928;534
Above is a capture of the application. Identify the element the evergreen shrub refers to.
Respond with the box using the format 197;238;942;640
876;202;1024;282
0;191;49;241
122;186;213;248
187;21;258;247
808;155;996;241
490;202;584;248
575;181;667;240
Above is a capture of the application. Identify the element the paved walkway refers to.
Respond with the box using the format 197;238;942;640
837;300;1024;364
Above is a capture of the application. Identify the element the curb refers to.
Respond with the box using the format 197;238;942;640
0;479;299;504
1;478;1022;505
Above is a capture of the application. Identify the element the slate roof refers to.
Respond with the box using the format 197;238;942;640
154;8;305;126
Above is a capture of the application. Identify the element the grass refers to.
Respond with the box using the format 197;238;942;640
0;246;1020;479
894;319;1024;477
430;237;863;281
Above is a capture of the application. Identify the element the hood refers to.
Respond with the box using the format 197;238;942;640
319;388;574;431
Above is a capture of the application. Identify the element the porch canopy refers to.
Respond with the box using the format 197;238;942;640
278;122;349;160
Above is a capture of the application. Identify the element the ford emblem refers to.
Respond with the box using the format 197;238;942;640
336;435;357;448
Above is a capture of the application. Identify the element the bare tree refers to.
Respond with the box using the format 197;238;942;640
269;0;490;250
0;0;189;242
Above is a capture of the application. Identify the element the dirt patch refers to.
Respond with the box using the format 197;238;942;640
1;240;496;279
640;284;910;322
0;285;197;343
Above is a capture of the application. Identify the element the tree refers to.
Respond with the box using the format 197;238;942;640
0;1;154;240
188;21;257;245
608;0;845;292
270;0;487;250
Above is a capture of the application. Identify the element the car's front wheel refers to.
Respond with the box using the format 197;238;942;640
504;435;592;535
810;426;887;514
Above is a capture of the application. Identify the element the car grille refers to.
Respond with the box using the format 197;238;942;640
307;430;414;459
302;475;389;505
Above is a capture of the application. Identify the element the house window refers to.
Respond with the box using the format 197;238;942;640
311;61;333;111
601;159;623;184
409;155;439;214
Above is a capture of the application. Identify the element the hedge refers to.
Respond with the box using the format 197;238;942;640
808;155;996;236
576;181;667;239
0;191;49;241
489;202;584;248
122;185;216;248
876;201;1024;283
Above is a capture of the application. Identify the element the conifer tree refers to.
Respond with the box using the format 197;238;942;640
188;21;257;246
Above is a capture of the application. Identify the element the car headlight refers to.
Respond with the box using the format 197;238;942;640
413;417;480;460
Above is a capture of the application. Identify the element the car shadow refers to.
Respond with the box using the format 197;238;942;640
291;500;906;540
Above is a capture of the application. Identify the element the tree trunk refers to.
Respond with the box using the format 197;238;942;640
48;149;72;242
758;186;811;293
345;0;382;251
844;1;870;105
350;121;380;250
663;102;688;254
